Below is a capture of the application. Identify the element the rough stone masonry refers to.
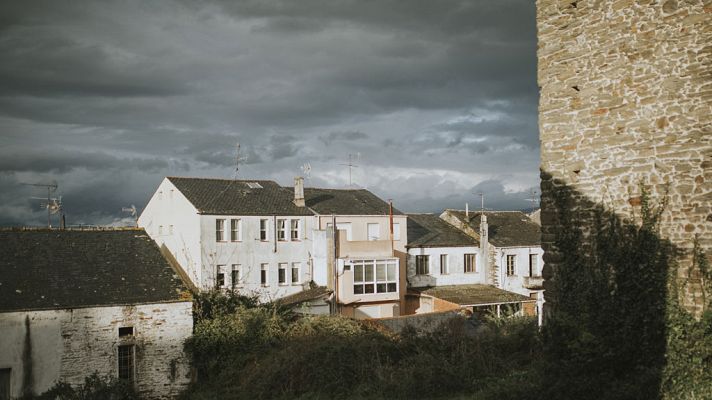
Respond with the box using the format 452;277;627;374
537;0;711;315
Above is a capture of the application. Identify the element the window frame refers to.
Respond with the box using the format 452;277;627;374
216;264;226;288
260;219;269;241
464;253;477;273
216;219;226;242
529;253;538;277
117;344;135;383
231;264;242;289
277;219;287;241
290;219;301;241
350;259;398;295
230;219;242;242
506;254;517;276
291;262;301;285
366;223;380;241
392;222;401;241
415;255;430;275
260;264;269;286
440;254;449;275
278;263;288;285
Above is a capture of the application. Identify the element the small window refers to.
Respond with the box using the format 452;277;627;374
261;264;268;286
291;262;301;284
216;219;226;242
367;223;380;241
168;225;174;235
392;223;401;241
118;345;135;382
231;265;241;289
440;254;449;275
216;273;225;288
507;255;517;276
277;219;287;241
529;254;538;277
415;255;429;275
118;327;134;337
290;219;300;240
231;219;241;241
278;263;287;285
246;182;263;189
260;219;269;241
158;225;163;235
464;254;477;273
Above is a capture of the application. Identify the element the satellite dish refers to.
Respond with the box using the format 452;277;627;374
121;204;138;217
301;163;312;179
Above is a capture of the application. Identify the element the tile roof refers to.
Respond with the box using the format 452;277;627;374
277;285;332;306
167;177;313;216
410;284;534;306
406;213;478;247
0;229;191;312
302;188;403;216
447;210;541;247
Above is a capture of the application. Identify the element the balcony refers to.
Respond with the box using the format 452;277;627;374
522;276;544;290
337;234;393;258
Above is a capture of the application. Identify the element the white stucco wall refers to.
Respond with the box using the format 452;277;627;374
494;246;544;296
199;215;315;301
406;246;486;287
0;301;192;399
139;178;202;286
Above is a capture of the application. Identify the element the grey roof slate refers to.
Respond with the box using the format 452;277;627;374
448;210;541;247
0;229;191;312
168;177;313;216
302;188;403;216
407;214;478;248
410;284;534;306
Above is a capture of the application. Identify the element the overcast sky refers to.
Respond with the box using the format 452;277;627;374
0;0;539;227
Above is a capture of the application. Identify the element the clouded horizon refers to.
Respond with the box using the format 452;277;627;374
0;0;539;227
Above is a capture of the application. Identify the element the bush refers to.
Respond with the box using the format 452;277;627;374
25;373;138;400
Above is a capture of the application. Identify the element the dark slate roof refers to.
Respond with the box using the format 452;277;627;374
0;229;191;312
168;177;313;216
277;285;332;306
406;214;478;248
301;188;403;215
448;211;541;247
410;284;534;306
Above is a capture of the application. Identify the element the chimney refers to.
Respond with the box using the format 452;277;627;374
479;214;490;285
466;202;469;218
294;176;305;207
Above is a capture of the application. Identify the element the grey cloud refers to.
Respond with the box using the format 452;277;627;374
319;131;369;146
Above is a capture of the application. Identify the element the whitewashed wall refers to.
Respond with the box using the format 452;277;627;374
0;301;192;399
406;246;486;287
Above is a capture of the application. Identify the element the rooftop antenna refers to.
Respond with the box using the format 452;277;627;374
23;181;58;228
525;188;540;209
478;192;485;212
339;153;360;187
122;204;138;226
301;162;312;180
234;142;248;179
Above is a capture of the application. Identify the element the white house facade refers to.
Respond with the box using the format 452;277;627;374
0;229;193;399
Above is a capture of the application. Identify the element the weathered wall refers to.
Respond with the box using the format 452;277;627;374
537;0;712;315
406;246;485;287
0;301;193;399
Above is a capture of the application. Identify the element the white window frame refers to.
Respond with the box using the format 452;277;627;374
216;219;226;242
277;219;287;241
440;254;449;275
506;255;517;276
290;219;301;241
230;219;242;242
350;259;398;295
260;264;269;286
415;255;429;275
216;264;227;288
367;223;380;241
231;264;242;289
464;253;477;273
278;263;288;285
260;219;269;241
529;253;539;277
392;222;401;241
291;262;301;285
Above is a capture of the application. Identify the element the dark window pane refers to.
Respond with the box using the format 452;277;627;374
376;283;387;293
387;283;397;292
354;285;364;294
364;284;374;294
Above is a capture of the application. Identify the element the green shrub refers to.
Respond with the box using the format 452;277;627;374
25;373;138;400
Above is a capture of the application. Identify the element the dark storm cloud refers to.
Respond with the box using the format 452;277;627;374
0;0;539;225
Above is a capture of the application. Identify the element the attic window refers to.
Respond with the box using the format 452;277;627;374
246;182;263;189
119;327;134;337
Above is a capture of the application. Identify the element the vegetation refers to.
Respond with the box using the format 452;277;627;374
23;373;138;400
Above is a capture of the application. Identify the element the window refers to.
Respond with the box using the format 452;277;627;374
231;264;241;289
118;345;135;382
290;219;300;240
464;254;477;273
507;255;517;276
216;265;226;288
415;255;429;275
0;368;10;400
261;264;268;286
118;327;134;337
440;254;449;275
529;254;538;277
216;219;226;242
392;223;401;241
246;182;263;189
260;219;269;241
277;219;287;241
230;219;241;241
278;263;287;285
327;222;352;241
367;223;380;241
158;225;163;235
351;259;397;295
291;262;301;284
169;225;174;235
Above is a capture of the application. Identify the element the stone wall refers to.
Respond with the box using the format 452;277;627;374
537;0;711;315
0;301;193;399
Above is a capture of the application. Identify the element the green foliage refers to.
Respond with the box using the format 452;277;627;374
191;289;260;322
23;373;138;400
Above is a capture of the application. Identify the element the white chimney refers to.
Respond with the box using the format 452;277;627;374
479;214;491;285
294;176;305;207
466;202;469;218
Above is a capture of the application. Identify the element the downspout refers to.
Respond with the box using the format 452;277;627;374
332;214;338;315
273;215;277;253
389;200;394;256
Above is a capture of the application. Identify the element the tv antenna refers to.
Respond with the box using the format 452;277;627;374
122;204;138;226
339;153;360;187
301;162;312;180
525;188;540;209
23;181;58;228
234;142;248;178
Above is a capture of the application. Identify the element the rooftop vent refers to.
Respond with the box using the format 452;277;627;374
246;182;263;189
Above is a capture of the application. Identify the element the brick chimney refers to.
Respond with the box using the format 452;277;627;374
294;176;305;207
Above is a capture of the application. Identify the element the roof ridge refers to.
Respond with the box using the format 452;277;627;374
0;227;145;232
167;176;277;184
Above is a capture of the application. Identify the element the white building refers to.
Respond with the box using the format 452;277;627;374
139;177;315;301
0;229;193;399
405;213;535;317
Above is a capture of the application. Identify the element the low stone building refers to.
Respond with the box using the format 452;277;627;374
0;229;193;399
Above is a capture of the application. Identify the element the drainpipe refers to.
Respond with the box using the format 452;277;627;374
273;215;277;253
332;214;338;315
